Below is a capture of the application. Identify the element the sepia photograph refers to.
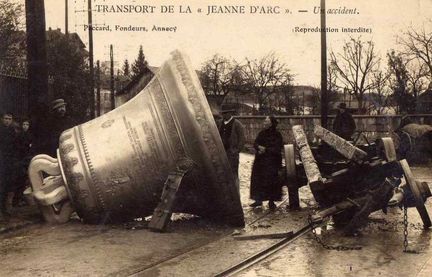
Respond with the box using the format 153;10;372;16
1;0;432;276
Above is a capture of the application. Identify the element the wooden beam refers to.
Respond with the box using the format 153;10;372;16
233;231;294;241
400;159;432;228
148;158;195;232
314;125;367;162
292;125;322;185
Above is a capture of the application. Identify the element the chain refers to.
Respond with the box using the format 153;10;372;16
308;216;362;251
403;206;419;254
403;206;408;252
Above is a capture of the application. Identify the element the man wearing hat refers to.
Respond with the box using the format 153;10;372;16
218;105;245;179
333;102;356;141
32;98;74;157
51;99;67;117
48;99;74;156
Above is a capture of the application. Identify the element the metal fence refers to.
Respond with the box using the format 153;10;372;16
0;73;28;119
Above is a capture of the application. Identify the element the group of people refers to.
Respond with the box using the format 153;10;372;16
217;102;356;211
216;107;288;210
0;98;73;220
0;112;33;219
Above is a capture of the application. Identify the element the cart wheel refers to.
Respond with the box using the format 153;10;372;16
400;159;432;228
284;144;296;179
380;137;397;162
398;131;413;159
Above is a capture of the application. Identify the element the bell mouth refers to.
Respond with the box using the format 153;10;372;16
159;51;244;224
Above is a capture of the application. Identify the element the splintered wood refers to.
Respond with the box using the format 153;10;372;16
313;125;367;162
292;125;322;185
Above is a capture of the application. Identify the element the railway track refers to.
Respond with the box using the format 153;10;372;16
214;223;313;277
127;197;303;277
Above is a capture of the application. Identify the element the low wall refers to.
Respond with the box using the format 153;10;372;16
236;114;432;145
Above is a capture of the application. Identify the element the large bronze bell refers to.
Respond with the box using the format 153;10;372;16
27;50;245;227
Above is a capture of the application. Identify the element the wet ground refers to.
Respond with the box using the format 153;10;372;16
0;153;431;276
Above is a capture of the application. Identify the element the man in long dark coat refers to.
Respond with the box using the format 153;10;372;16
219;108;245;178
0;112;18;218
250;116;284;209
333;102;356;141
32;99;74;157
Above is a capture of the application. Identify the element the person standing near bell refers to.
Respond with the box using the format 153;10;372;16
249;115;284;209
0;112;18;218
333;102;356;141
48;99;74;155
32;98;74;157
14;119;33;207
218;106;245;178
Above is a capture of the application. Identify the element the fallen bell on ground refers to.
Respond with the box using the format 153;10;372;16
27;50;245;227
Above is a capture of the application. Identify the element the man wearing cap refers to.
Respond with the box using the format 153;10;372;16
219;106;245;178
333;102;356;141
32;99;74;157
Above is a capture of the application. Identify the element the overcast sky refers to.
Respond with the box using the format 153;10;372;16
15;0;432;86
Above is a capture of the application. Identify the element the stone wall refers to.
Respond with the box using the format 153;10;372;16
236;115;432;145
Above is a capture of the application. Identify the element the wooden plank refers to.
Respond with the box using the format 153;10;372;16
233;231;294;240
148;171;185;232
149;158;195;232
292;125;322;185
314;125;367;162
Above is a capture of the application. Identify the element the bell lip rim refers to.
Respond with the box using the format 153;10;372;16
164;50;245;221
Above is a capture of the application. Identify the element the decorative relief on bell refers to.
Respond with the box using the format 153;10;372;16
101;119;115;128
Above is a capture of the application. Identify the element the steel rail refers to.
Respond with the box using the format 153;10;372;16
213;224;313;277
127;198;291;276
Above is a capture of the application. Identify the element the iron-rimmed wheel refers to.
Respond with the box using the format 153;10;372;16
379;137;397;162
284;144;297;180
400;159;432;228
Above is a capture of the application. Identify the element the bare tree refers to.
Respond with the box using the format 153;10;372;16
309;65;339;115
330;37;380;113
327;63;339;93
240;52;293;114
406;61;429;100
387;50;429;113
398;23;432;80
369;71;391;114
199;54;236;97
388;50;411;113
266;84;296;115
